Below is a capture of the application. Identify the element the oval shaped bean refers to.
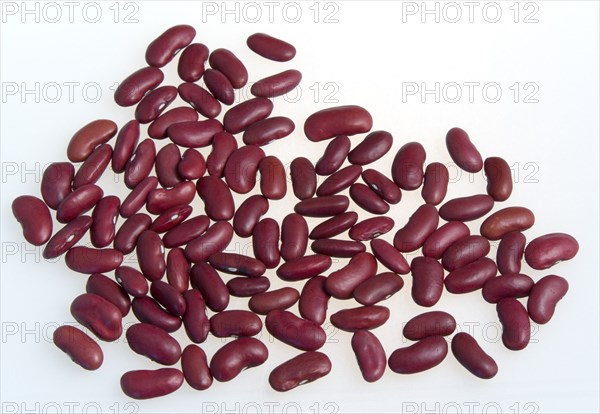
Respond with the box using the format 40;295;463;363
65;247;123;274
480;207;535;240
446;127;483;173
135;85;178;124
114;67;164;107
311;239;366;258
497;298;530;350
182;289;210;343
210;338;269;382
497;231;526;274
177;43;209;82
132;297;181;333
112;120;140;173
422;162;449;205
233;195;269;238
53;325;103;370
43;216;92;259
269;352;331;392
484;156;512;201
351;330;386;382
204;68;234;105
403;311;456;340
253;218;280;268
137;231;165;281
348;130;393;166
196;176;235;220
146;24;196;67
166;248;190;293
391;142;426;191
388;336;448;374
349;216;394;241
150;205;192;234
259;156;286;200
316;165;362;197
12;195;52;245
126;323;181;365
315;135;350;176
247;33;296;62
209;48;248;88
210;310;262;338
209;252;266;277
451;332;498;379
224;146;265;194
276;254;332;281
70;293;122;341
524;233;579;270
411;256;444;307
116;267;149;298
422;221;470;260
114;213;151;254
362;169;402;204
151;280;186;316
325;252;377;299
86;273;130;317
249;287;299;315
442;235;490;271
120;177;157;218
287;158;315;201
167;119;223;148
349;183;389;215
178;148;206;180
148;106;199;140
120;368;183;400
154;143;182;188
266;310;326;351
295;195;349;217
280;213;308;261
67;119;117;161
370;239;410;275
190;262;230;312
73;144;111;189
330;305;389;332
181;344;212;391
251;69;302;98
124;139;156;189
482;273;534;303
227;277;270;297
41;162;74;209
439;194;494;222
445;257;497;294
394;204;439;252
178;82;221;119
527;275;569;324
310;211;358;240
185;221;233;263
243;116;295;146
223;97;273;134
305;106;373;142
90;196;120;248
298;276;330;325
56;184;103;223
353;272;404;306
166;222;202;251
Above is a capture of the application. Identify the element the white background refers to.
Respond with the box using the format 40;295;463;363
1;1;599;413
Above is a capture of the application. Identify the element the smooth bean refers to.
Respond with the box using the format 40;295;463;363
90;196;120;248
524;233;579;270
280;213;308;261
209;48;248;88
112;120;140;173
114;213;151;254
403;311;456;340
361;169;402;204
12;195;52;245
178;82;221;119
190;262;230;312
181;344;212;391
349;183;389;215
393;204;439;252
136;230;166;281
451;332;498;379
43;216;92;259
243;116;295;146
439;194;494;222
316;165;362;197
65;246;123;274
70;293;122;341
114;67;164;107
482;273;534;303
325;252;377;299
311;239;366;258
182;289;210;343
298;276;330;325
527;275;568;324
290;157;317;200
167;119;223;148
249;287;299;315
56;184;103;223
445;257;497;294
315;135;351;176
295;195;349;217
166;248;190;293
446;127;483;173
210;338;268;382
304;105;373;142
116;267;149;298
266;310;326;351
41;162;74;209
120;369;183;400
348;130;393;166
124;139;156;189
151;280;186;316
146;24;196;67
119;177;158;218
155;144;182;188
484;156;512;201
353;272;404;306
86;273;131;317
411;257;444;307
330;305;390;332
67;120;117;161
224;145;265;194
391;142;426;191
349;216;394;241
203;68;234;105
53;325;103;370
132;297;182;333
497;231;526;275
233;195;269;238
178;148;206;180
422;162;449;205
422;221;470;260
251;69;302;97
253;218;280;268
223;97;273;134
441;235;490;271
209;252;266;277
185;221;233;262
196;176;235;220
497;298;530;350
480;207;535;240
126;323;181;365
351;330;386;382
135;86;178;124
269;352;331;392
259;156;287;200
227;277;270;297
150;205;192;234
309;211;358;240
370;239;410;275
177;43;209;82
210;310;262;337
247;33;296;62
388;336;448;374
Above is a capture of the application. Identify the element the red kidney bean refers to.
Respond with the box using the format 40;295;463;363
43;216;92;259
349;216;394;241
276;254;332;281
209;48;248;89
90;196;120;248
163;215;209;248
330;305;390;332
67;119;117;162
56;184;103;223
451;333;498;379
497;231;526;274
253;218;280;268
127;323;181;365
247;33;296;62
446;127;483;173
391;142;426;191
524;233;579;270
233;195;268;238
353;272;404;306
259;156;287;200
73;144;112;189
370;239;410;275
411;256;445;307
136;230;166;281
70;293;122;341
325;252;377;299
211;338;269;382
482;273;534;303
178;148;206;180
168;119;223;148
124;139;156;189
394;204;439;252
348;130;393;166
422;221;470;260
154;144;181;188
484;156;512;201
442;235;490;271
266;310;326;351
86;273;130;317
209;253;266;277
41;162;74;209
135;86;178;124
114;213;151;254
243;116;295;146
132;297;181;333
120;368;183;400
116;267;149;298
317;165;362;197
120;177;158;218
439;194;494;222
251;70;302;98
280;213;308;261
114;67;164;107
315;135;350;176
210;310;262;338
112;120;140;173
148;106;199;139
146;24;195;67
181;345;212;391
350;183;389;215
351;330;386;382
422;162;449;205
480;207;535;241
178;82;222;119
295;195;349;217
182;289;210;343
151;280;186;316
166;248;190;293
224;146;265;194
361;169;402;204
249;287;300;315
196;177;235;220
497;298;530;350
12;195;52;245
389;336;448;374
178;43;209;82
403;311;456;340
223;97;273;134
309;212;357;240
147;181;196;215
527;275;568;324
227;276;270;297
190;262;230;312
445;257;497;294
311;239;366;258
54;325;103;370
269;353;331;394
185;221;233;262
150;205;192;234
290;157;317;199
299;276;330;325
204;68;235;105
305;106;373;142
65;247;123;274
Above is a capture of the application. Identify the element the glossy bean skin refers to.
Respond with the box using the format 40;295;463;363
349;183;389;215
280;213;308;261
155;144;182;188
43;216;92;259
349;216;394;241
56;184;103;223
422;221;470;260
253;218;280;268
185;221;233;263
295;195;349;217
67;120;117;161
353;272;404;306
54;325;103;370
480;207;535;241
249;287;300;315
243;116;295;146
451;333;498;379
223;97;273;134
70;293;122;341
73;144;111;189
439;194;494;222
351;330;386;382
269;352;331;392
304;106;373;142
310;211;358;240
316;165;362;197
259;156;287;200
124;139;156;189
497;231;526;274
166;248;190;293
524;233;579;270
446;127;483;173
331;306;389;332
251;70;302;98
177;43;209;82
233;195;269;238
422;162;449;205
411;257;445;307
277;254;332;281
181;344;212;391
196;176;235;220
150;205;192;234
484;157;512;201
348;130;393;166
182;289;210;343
41;162;75;209
204;69;235;105
112;120;140;173
442;235;490;271
120;177;158;218
370;239;410;275
86;273;130;317
120;369;184;400
224;145;266;194
445;257;497;294
167;119;223;148
391;142;426;191
132;297;182;333
65;247;123;274
178;82;221;119
227;277;270;297
12;195;52;245
210;310;262;337
178;149;206;180
114;213;151;254
482;274;534;303
266;310;326;351
209;253;266;277
148;106;199;140
527;275;569;324
151;280;186;316
497;298;530;350
316;135;351;176
288;157;315;200
326;252;377;299
114;67;164;107
135;86;178;124
388;336;448;374
247;33;296;62
394;204;439;252
190;262;230;312
210;338;269;382
311;239;366;258
116;267;149;298
126;323;181;365
403;311;456;340
299;276;330;325
146;24;196;67
90;196;120;248
361;169;402;204
209;48;248;88
136;231;165;281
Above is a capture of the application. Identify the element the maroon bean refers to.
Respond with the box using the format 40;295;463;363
403;311;456;340
41;162;74;209
120;368;183;400
233;195;269;238
209;253;266;278
290;157;317;200
527;275;569;324
484;156;512;201
439;194;494;222
349;216;394;241
350;183;389;215
112;120;140;173
168;119;223;148
67;119;117;163
280;213;308;261
65;247;123;274
190;262;230;312
247;33;296;62
182;289;210;343
150;205;192;234
266;310;326;351
325;252;377;299
70;293;122;341
56;184;103;223
394;204;439;252
251;69;302;98
351;330;386;382
185;221;233;262
166;248;190;293
12;195;52;245
147;181;196;215
411;257;444;307
181;345;212;391
305;106;373;142
253;218;280;268
124;139;156;189
177;43;209;82
445;257;497;294
120;177;158;218
442;235;490;271
163;215;210;248
196;176;235;220
116;267;149;298
311;239;365;258
388;336;448;374
43;216;92;259
524;233;579;270
317;165;362;196
259;156;287;200
86;273;130;317
210;338;269;382
391;142;426;190
361;169;402;204
73;144;112;189
330;305;390;332
155;143;182;188
210;310;262;338
127;323;181;365
422;221;470;260
136;230;166;281
249;287;300;315
243;116;295;146
315;135;351;176
422;162;449;205
148;107;199;140
224;146;265;194
269;352;332;392
370;239;410;275
310;211;358;240
451;333;498;379
114;67;164;107
497;231;526;274
497;298;530;350
276;254;332;281
146;24;195;67
178;149;206;180
227;277;270;297
151;280;186;316
209;48;248;88
295;195;349;217
446;127;483;173
348;130;393;166
204;69;235;105
135;86;178;124
132;297;181;333
90;196;120;248
480;207;535;241
114;213;151;254
223;97;273;134
353;272;404;306
54;325;103;370
178;82;221;119
299;276;330;325
482;273;534;303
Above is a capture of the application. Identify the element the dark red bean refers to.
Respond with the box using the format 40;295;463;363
527;275;569;324
330;305;390;332
135;86;178;124
86;273;130;317
388;336;448;374
280;213;308;261
391;142;426;191
65;247;123;274
190;262;230;312
146;24;196;67
136;230;166;281
422;162;449;205
482;273;534;303
181;344;212;391
210;338;269;382
353;272;404;306
178;149;206;180
90;196;120;248
295;195;349;217
196;176;235;221
497;298;530;350
224;146;265;194
497;231;526;274
290;157;317;200
147;181;196;215
451;333;498;379
266;310;326;351
120;177;158;218
251;70;302;98
439;194;494;222
112;120;140;173
484;157;513;201
182;289;210;343
223;97;273;134
56;184;103;223
350;183;389;215
151;280;186;316
312;238;365;257
524;233;579;270
247;33;296;62
12;195;52;245
178;82;221;119
155;144;182;188
243;116;295;146
70;293;122;341
233;195;269;238
315;135;351;176
163;215;210;248
403;311;456;340
116;267;149;298
54;325;103;370
422;221;470;260
394;204;439;252
361;169;402;204
185;221;233;263
446;127;483;173
305;106;373;142
177;43;209;82
249;287;299;315
298;276;330;325
67;120;117;163
209;253;266;278
411;256;444;307
210;310;262;338
445;257;497;294
148;106;199;140
276;254;332;281
150;205;192;234
204;68;234;105
168;119;223;148
73;144;112;189
41;162;74;209
124;139;156;189
166;248;190;293
114;67;164;107
325;252;377;299
127;323;181;365
269;352;331;392
209;48;248;89
442;235;490;271
132;297;181;333
351;330;386;382
258;157;287;201
370;239;410;275
480;207;535;240
43;216;92;259
114;213;151;254
316;165;362;197
310;211;358;240
348;130;393;166
120;369;183;400
253;218;280;268
227;277;270;297
349;216;394;241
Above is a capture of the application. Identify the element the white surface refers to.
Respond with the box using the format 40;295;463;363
1;1;599;413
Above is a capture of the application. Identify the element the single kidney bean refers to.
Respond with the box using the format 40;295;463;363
226;143;267;195
168;119;223;148
233;195;269;238
135;86;178;124
251;69;302;98
74;158;114;208
439;194;494;222
227;276;270;297
86;273;130;317
132;297;181;333
12;195;52;245
56;184;103;223
185;221;233;263
177;43;209;82
124;139;156;189
114;213;151;254
442;235;490;271
353;272;404;306
163;215;209;248
166;248;190;293
482;273;534;303
325;252;377;299
182;289;210;343
90;196;120;248
349;216;394;241
484;156;512;201
311;239;366;258
253;218;280;268
497;298;530;350
209;48;248;89
391;142;426;191
243;116;295;146
295;195;349;217
41;162;74;209
146;24;196;67
446;127;483;173
497;231;526;274
269;352;332;392
280;213;308;261
114;67;164;107
70;293;122;341
299;276;330;325
210;310;262;337
348;130;393;166
362;169;402;204
65;247;123;274
151;280;186;316
54;325;103;371
247;33;296;61
204;68;235;105
147;181;196;215
150;205;192;234
422;162;449;205
223;97;273;134
422;221;470;260
310;211;358;240
527;275;569;324
249;287;300;315
394;204;439;252
43;216;92;259
411;257;445;307
317;165;362;197
127;323;181;365
370;239;410;275
120;368;184;400
67;120;117;162
350;183;389;215
155;144;182;188
480;207;535;240
209;253;266;277
178;82;222;119
315;135;350;176
148;107;199;140
388;336;448;374
120;177;158;218
351;330;386;382
290;157;317;200
136;230;166;281
266;310;326;351
181;345;212;391
403;311;456;340
524;233;579;270
330;305;389;332
190;262;230;312
112;120;140;173
116;267;149;298
259;156;287;200
276;254;332;281
178;148;206;180
304;106;373;142
196;176;235;220
451;333;498;379
211;338;269;382
445;257;497;294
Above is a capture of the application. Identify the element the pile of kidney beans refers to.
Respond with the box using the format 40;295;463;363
12;25;579;399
